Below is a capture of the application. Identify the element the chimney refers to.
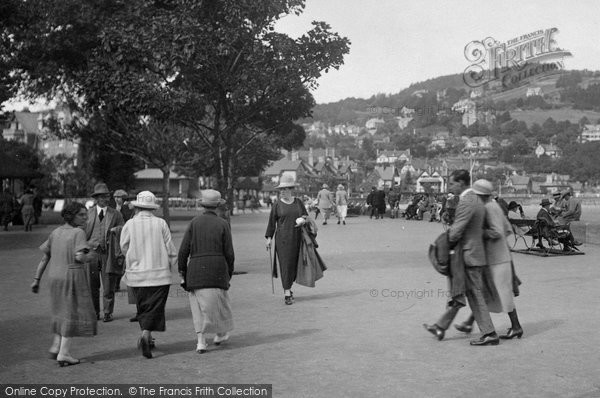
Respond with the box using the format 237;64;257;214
291;150;298;161
308;147;314;166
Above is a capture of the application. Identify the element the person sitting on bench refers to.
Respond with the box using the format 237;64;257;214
536;199;579;252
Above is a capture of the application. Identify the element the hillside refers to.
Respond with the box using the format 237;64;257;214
510;108;600;126
307;69;600;126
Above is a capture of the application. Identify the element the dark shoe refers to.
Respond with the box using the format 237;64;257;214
129;315;138;322
499;327;523;339
470;333;500;346
150;338;156;349
563;246;573;252
573;240;583;246
138;336;152;358
103;313;113;323
284;296;293;305
423;323;445;341
454;323;473;334
343;221;346;225
323;221;327;225
337;220;340;224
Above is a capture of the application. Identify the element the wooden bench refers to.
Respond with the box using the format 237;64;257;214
509;218;584;256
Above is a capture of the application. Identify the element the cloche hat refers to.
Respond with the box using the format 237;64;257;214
276;175;298;189
200;189;225;207
131;191;160;210
472;179;493;196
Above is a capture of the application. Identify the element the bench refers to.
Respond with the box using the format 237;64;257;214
509;218;584;256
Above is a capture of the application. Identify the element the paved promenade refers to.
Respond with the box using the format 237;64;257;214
1;213;599;397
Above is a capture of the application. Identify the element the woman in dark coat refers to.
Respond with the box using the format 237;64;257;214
178;189;235;354
265;175;308;305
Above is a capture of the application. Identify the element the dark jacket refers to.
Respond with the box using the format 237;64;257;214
178;210;235;290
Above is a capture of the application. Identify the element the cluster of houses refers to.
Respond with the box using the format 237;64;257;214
2;105;591;200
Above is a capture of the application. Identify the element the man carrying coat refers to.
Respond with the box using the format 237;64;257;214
85;183;124;322
423;170;499;346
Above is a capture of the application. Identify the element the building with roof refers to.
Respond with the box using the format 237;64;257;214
505;174;531;194
534;143;562;158
375;149;411;165
581;124;600;142
416;171;445;193
133;168;193;197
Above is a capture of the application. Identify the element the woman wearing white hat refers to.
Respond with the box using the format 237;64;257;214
265;175;308;305
335;184;348;225
178;189;235;354
120;191;177;359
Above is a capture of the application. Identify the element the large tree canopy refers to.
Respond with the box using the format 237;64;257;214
2;0;350;216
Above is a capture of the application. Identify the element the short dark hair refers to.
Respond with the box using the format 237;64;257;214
450;169;470;186
61;202;86;224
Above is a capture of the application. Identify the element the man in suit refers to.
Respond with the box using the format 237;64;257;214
85;183;125;322
424;170;499;346
536;198;578;251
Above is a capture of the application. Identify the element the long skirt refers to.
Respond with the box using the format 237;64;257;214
49;267;97;337
337;205;348;219
132;285;170;331
188;288;234;334
483;261;515;313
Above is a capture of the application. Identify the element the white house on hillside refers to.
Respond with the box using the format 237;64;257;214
581;124;600;142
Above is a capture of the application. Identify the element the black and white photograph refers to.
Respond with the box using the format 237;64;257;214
1;1;600;397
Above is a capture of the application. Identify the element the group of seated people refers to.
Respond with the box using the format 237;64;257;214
508;190;582;252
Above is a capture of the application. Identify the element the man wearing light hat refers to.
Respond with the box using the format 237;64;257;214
85;182;124;322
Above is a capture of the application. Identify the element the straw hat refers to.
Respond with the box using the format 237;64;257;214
91;183;110;197
552;191;562;197
540;198;552;207
337;184;345;190
322;183;329;189
200;189;225;207
131;191;160;210
276;175;298;189
471;179;493;196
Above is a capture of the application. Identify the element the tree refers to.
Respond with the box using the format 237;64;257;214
4;0;350;217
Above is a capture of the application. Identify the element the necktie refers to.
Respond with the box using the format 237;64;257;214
99;209;104;222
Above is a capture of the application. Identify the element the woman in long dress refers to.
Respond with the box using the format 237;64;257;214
120;191;177;359
20;188;35;232
31;202;96;366
265;175;308;305
455;180;523;339
178;189;235;354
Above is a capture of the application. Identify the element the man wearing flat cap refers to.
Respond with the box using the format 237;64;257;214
85;182;125;322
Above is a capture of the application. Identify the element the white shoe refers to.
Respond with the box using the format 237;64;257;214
213;333;230;345
196;342;208;354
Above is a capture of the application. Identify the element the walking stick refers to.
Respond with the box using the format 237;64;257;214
268;245;274;294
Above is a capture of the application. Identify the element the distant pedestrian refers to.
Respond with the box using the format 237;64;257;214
32;187;43;225
120;191;177;359
316;184;334;225
366;187;376;219
335;184;348;225
20;188;35;232
178;189;235;354
265;175;308;305
31;202;96;367
1;188;15;231
372;186;386;219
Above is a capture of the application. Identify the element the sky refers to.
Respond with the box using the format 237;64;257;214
274;0;600;104
4;0;599;111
